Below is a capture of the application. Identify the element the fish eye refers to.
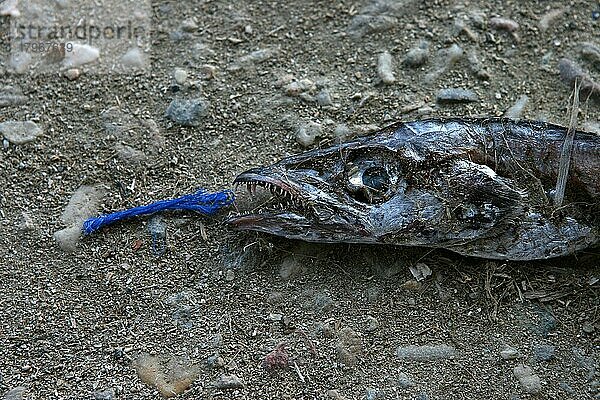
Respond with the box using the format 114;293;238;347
345;164;391;204
362;167;389;192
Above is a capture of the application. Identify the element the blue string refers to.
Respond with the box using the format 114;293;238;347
83;188;235;235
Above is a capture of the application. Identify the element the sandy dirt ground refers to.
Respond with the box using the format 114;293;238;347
1;0;599;399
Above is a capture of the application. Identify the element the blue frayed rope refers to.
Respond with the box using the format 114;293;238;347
83;188;235;235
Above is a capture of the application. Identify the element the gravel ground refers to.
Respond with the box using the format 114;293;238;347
1;0;599;399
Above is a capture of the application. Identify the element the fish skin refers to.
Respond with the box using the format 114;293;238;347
229;118;600;260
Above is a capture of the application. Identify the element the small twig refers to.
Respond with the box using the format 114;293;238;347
554;78;581;207
293;361;306;383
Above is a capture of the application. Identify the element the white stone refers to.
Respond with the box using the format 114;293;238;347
54;185;104;252
61;185;103;226
54;225;82;253
63;43;100;68
121;47;147;68
377;51;396;84
173;68;188;84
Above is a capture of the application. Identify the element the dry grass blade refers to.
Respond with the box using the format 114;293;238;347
554;78;581;207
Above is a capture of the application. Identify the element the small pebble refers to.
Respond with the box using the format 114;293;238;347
121;47;147;69
490;17;519;32
409;262;432;281
500;345;520;360
2;387;26;400
284;79;316;96
54;225;83;252
274;74;295;88
352;124;380;136
504;95;529;119
583;121;600;135
316;89;333;106
436;88;479;103
397;372;414;388
207;354;225;368
93;388;116;400
180;18;198;32
336;328;362;367
19;211;35;232
166;98;210;126
558;382;576;394
64;68;81;80
239;48;274;64
267;291;284;304
377;51;396;84
55;185;103;251
62;185;104;227
444;44;464;64
397;344;456;361
199;64;218;80
311;291;334;313
365;315;379;332
63;43;100;68
533;344;555;362
0;121;42;145
403;41;429;67
295;121;322;148
534;306;557;337
513;365;541;394
214;374;244;389
0;85;28;107
268;313;283;322
173;68;189;85
417;106;434;115
225;269;235;281
148;215;167;255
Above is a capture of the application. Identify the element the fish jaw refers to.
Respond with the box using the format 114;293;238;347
226;165;378;243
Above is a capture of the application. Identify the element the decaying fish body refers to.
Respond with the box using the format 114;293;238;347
228;118;599;260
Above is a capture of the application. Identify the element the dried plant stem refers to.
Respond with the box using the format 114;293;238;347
554;79;581;207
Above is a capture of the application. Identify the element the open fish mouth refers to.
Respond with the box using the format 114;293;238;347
227;171;313;230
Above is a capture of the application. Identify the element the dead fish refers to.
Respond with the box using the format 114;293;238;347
228;118;599;260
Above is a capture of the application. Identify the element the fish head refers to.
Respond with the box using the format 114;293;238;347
228;125;523;246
